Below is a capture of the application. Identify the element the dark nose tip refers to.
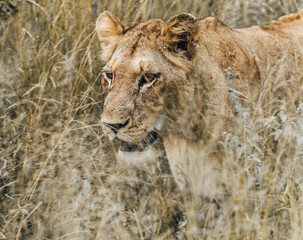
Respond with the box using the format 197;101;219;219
102;119;130;134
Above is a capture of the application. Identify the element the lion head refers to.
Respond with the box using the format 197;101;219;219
96;11;200;162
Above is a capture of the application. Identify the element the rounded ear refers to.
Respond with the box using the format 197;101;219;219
158;13;200;71
96;11;123;61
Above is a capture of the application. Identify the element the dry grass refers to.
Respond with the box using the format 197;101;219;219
1;0;303;239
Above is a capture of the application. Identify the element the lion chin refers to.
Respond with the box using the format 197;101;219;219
116;130;159;165
117;147;157;165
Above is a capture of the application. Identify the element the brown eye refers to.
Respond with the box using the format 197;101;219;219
138;76;148;88
138;72;161;90
104;72;113;82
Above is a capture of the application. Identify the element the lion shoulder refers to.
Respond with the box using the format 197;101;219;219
260;12;302;31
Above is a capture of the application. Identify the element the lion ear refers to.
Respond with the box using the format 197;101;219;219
159;13;200;70
96;11;123;61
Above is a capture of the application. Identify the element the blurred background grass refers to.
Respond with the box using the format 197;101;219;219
1;0;303;239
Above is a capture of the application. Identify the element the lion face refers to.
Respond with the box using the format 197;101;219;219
96;11;199;157
101;48;172;149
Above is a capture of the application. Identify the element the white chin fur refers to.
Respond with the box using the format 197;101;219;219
117;147;158;166
155;116;164;131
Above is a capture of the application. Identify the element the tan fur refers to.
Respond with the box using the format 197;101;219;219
96;11;303;191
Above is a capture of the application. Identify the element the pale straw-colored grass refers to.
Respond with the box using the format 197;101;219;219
1;0;303;239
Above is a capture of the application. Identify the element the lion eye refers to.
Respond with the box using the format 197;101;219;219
104;72;113;82
138;76;148;88
103;71;114;88
138;72;160;90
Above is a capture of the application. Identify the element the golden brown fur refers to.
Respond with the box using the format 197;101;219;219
96;11;303;190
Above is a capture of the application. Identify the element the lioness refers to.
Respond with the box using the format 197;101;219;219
96;11;303;190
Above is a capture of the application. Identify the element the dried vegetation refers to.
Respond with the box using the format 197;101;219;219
1;0;303;239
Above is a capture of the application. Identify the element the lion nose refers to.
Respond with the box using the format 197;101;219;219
101;119;130;134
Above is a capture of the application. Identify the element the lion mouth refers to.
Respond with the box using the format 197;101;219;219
119;131;159;152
